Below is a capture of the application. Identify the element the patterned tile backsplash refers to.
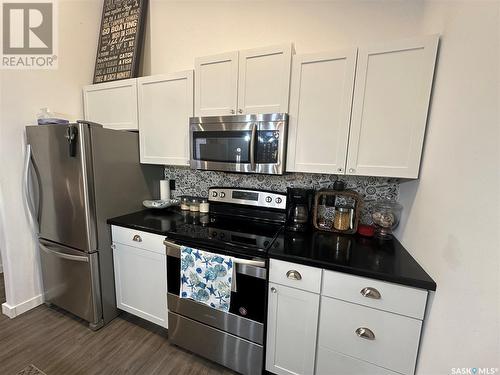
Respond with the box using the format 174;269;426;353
164;166;400;224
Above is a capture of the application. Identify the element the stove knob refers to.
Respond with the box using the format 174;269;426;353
220;192;226;198
211;231;217;237
276;197;282;204
265;196;272;203
212;191;218;197
220;233;225;239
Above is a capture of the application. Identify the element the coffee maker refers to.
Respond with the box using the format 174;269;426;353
285;188;315;232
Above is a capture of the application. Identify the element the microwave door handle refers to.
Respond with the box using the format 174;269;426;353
250;123;257;171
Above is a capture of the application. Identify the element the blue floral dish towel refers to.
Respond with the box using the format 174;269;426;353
180;246;233;312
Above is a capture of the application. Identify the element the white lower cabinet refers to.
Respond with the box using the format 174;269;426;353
316;296;421;375
316;348;400;375
266;260;428;375
266;283;320;375
111;226;167;328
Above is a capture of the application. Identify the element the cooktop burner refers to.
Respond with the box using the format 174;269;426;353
165;211;284;257
165;187;287;258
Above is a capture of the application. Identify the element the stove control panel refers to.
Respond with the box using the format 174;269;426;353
208;188;287;210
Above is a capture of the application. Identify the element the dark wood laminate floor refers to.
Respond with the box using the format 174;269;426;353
0;274;234;375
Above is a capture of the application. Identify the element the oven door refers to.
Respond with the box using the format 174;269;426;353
164;239;267;345
189;114;288;174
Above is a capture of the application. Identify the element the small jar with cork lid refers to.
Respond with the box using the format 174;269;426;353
333;206;351;231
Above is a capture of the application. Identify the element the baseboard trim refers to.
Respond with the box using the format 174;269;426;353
2;294;43;318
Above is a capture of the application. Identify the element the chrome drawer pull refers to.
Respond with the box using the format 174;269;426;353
355;327;375;340
270;287;277;294
360;287;381;299
132;234;142;242
286;270;302;281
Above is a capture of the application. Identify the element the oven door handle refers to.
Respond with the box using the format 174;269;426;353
164;239;266;268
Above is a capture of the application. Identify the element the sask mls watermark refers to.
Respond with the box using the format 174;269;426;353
1;0;58;69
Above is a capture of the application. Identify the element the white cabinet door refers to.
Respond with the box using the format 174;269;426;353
346;35;439;178
266;283;319;375
237;44;292;114
83;78;138;130
287;49;357;173
195;51;239;116
113;242;167;328
138;71;193;165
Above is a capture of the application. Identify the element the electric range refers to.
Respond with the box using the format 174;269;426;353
165;187;287;375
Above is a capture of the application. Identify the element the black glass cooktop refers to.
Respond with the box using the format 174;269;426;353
107;208;284;258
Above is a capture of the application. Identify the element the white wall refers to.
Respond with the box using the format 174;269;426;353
396;2;500;374
143;1;500;372
0;0;101;314
144;1;427;75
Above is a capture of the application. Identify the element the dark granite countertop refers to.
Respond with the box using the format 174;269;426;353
108;208;185;236
108;209;436;291
271;230;436;291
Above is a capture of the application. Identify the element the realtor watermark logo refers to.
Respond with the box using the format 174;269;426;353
1;0;58;69
451;368;499;375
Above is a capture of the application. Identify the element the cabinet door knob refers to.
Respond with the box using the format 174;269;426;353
360;287;381;299
355;327;375;340
270;287;277;293
230;109;235;114
286;270;302;281
337;168;343;172
238;109;243;114
132;234;142;242
349;168;355;173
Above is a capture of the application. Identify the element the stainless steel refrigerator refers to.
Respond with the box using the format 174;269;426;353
24;121;161;329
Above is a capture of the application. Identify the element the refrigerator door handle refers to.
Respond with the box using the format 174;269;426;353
23;144;39;231
39;242;89;263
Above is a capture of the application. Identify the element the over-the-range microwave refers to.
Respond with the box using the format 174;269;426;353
189;113;288;175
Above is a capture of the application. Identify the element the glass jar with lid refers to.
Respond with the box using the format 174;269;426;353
180;196;190;211
189;198;200;212
199;198;209;213
333;206;351;231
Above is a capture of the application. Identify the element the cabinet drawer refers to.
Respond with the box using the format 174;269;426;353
270;259;322;293
318;297;421;375
316;347;400;375
322;270;427;319
111;226;165;255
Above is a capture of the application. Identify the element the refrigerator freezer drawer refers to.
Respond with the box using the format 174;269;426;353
39;239;103;328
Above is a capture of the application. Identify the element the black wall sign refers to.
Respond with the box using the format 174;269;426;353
93;0;148;83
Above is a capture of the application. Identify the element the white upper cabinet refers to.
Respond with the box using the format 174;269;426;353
83;78;138;130
287;49;357;174
346;35;439;178
138;71;194;165
237;44;293;114
195;51;239;116
194;44;293;116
